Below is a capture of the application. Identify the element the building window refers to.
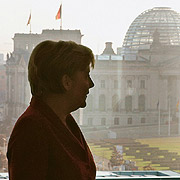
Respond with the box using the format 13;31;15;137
140;80;145;89
141;118;145;123
112;95;120;112
99;95;106;111
128;118;132;124
138;95;145;112
101;118;106;126
88;118;93;126
125;96;132;112
0;112;3;122
127;80;132;88
114;117;119;125
100;80;105;88
25;44;28;50
114;80;118;89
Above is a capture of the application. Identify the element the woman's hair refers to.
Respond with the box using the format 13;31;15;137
28;40;95;96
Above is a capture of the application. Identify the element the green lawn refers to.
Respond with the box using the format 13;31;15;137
88;137;180;171
136;137;180;155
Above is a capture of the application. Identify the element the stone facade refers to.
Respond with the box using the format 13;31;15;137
0;65;6;122
3;28;180;138
5;29;82;123
13;29;82;54
81;41;180;138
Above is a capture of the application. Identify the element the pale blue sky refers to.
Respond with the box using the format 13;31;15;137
1;0;180;57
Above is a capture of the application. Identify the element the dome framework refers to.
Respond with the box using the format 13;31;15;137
122;7;180;55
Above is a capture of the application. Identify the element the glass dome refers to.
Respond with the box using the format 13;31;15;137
122;7;180;55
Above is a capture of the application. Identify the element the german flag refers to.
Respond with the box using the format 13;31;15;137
27;13;31;25
56;4;62;20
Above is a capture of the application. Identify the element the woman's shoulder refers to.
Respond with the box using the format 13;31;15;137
7;106;49;161
16;105;47;129
9;106;49;143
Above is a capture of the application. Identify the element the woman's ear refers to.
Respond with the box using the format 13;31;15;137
61;74;72;91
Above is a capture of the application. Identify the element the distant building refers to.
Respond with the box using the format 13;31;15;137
0;54;4;64
82;7;180;139
83;40;180;138
0;65;6;103
122;7;180;55
0;64;6;128
5;29;83;124
4;7;180;139
13;29;82;54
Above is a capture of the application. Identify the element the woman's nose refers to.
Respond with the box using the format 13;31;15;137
89;77;94;88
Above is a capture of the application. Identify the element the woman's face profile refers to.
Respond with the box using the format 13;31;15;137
68;66;94;110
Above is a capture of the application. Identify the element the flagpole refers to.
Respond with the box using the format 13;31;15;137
30;10;31;33
60;4;62;30
27;11;31;34
56;4;62;30
178;100;180;135
60;17;62;30
30;22;32;34
158;102;160;136
179;110;180;135
176;99;180;135
168;97;171;136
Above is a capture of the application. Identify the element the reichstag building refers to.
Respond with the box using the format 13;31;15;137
5;7;180;138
